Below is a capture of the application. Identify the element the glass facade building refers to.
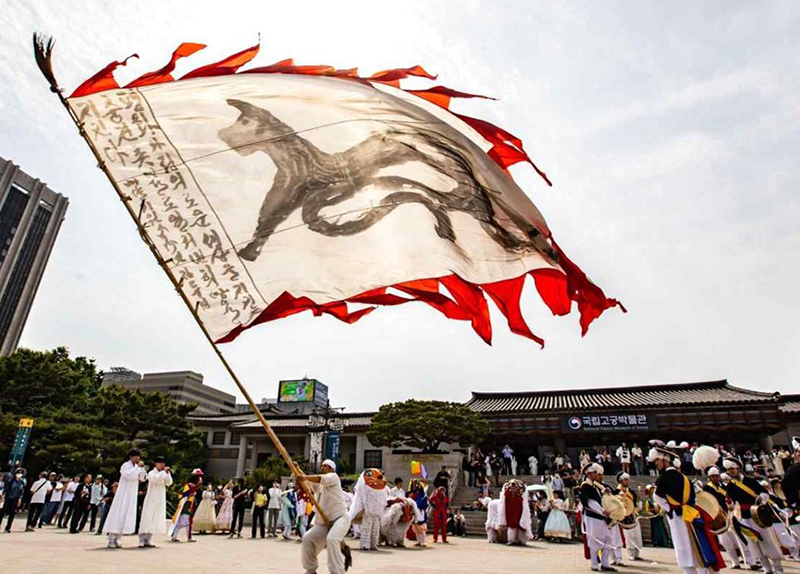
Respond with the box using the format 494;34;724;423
0;155;68;355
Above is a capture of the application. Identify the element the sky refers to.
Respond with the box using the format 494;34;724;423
1;1;798;412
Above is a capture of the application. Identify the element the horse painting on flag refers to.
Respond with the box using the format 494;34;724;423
218;97;553;262
53;41;623;346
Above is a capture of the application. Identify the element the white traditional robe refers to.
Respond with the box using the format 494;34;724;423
349;474;387;550
654;493;702;569
103;460;146;535
485;498;504;542
139;469;173;534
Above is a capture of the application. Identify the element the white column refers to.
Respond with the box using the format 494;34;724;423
236;436;248;477
249;438;259;472
355;434;366;473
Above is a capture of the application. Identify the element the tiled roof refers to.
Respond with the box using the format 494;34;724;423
467;380;780;413
780;395;800;413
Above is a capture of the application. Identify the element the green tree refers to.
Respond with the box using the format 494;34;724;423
244;456;309;489
365;399;490;453
0;347;205;478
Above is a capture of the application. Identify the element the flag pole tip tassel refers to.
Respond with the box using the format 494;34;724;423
32;32;60;93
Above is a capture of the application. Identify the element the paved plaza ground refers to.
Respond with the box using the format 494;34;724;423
6;522;800;574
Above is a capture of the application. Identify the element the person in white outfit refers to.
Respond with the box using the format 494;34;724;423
701;466;745;568
579;463;613;572
528;454;538;476
725;456;785;574
652;444;726;574
138;456;172;547
298;460;352;574
760;480;799;561
103;448;147;548
268;482;282;537
616;472;643;561
349;468;388;550
387;477;405;499
26;472;51;531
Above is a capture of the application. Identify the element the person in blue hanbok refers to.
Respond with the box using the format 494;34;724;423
279;483;297;539
544;491;572;540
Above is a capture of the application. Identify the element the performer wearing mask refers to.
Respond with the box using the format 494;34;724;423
138;456;172;547
725;456;784;574
616;472;643;561
349;468;388;550
579;463;614;572
651;442;725;574
702;466;745;569
103;449;146;548
298;459;353;574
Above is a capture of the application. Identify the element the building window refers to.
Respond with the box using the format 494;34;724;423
363;449;383;469
211;431;226;445
230;433;241;445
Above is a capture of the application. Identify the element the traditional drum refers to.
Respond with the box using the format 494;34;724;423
695;491;728;534
602;493;626;524
750;502;779;529
618;495;638;529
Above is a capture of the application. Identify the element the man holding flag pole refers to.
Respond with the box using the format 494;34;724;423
32;30;622;570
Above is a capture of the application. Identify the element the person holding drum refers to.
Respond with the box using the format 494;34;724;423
724;456;785;574
579;463;616;572
597;470;625;568
616;472;644;561
701;466;745;569
759;480;799;561
783;463;800;549
650;442;726;574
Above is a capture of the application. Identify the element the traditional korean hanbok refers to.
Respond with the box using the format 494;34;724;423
655;467;725;573
138;468;173;545
216;487;234;532
279;489;297;539
544;498;572;539
192;487;217;532
103;460;146;545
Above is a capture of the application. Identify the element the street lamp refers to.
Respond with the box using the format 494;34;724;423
306;401;345;472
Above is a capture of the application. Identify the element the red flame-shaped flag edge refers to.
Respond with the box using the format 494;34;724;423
67;43;624;346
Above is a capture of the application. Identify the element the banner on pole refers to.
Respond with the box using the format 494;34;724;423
8;418;34;467
324;431;341;463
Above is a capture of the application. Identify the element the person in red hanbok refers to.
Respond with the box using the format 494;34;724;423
429;486;450;543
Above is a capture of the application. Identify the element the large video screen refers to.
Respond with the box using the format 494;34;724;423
278;379;317;403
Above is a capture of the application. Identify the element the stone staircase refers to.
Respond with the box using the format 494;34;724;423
449;482;488;537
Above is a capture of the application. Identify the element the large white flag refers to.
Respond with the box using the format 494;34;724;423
64;43;623;345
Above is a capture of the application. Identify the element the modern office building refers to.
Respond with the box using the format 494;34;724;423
102;368;237;415
0;155;69;355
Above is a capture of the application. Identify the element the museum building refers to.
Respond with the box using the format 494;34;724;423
191;379;800;479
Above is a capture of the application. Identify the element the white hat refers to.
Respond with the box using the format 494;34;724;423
585;463;603;475
707;466;720;476
616;472;630;482
760;480;770;489
723;456;742;470
321;459;337;472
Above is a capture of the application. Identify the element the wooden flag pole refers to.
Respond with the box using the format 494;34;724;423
32;34;331;525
